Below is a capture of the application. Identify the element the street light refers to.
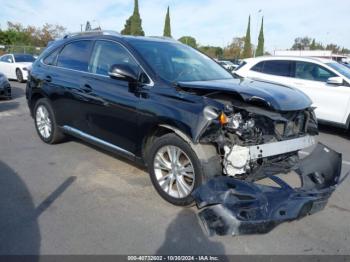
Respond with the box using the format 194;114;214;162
254;9;262;57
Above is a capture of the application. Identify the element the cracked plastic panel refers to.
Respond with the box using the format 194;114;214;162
192;143;348;236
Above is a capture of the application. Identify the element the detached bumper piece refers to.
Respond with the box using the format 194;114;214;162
192;143;348;236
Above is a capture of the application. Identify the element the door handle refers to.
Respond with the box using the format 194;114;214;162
44;75;52;82
81;84;92;93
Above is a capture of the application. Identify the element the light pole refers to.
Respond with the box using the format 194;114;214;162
254;9;262;57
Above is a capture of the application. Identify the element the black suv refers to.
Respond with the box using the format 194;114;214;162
26;31;335;208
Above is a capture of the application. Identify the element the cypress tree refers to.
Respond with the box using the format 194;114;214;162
256;17;264;57
163;6;172;37
121;0;145;36
242;15;252;58
121;17;132;35
130;0;145;36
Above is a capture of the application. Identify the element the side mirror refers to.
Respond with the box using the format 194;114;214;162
108;64;138;82
327;76;344;86
7;58;13;63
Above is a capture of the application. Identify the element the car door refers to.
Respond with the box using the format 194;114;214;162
82;40;141;154
0;55;14;78
245;60;295;87
291;61;350;124
49;40;94;132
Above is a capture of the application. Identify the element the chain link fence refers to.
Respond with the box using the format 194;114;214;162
0;45;45;56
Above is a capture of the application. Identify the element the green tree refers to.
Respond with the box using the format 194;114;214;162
121;0;145;36
310;39;316;50
121;17;132;35
242;15;252;58
255;17;264;57
223;37;245;59
199;46;223;59
178;36;197;48
163;6;171;37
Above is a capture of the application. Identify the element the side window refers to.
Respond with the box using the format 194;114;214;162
262;60;292;77
295;62;337;82
43;49;60;66
251;61;264;72
57;41;92;71
89;40;139;77
1;55;13;63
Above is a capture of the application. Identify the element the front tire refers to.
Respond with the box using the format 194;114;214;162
16;69;24;83
147;133;203;206
34;98;65;144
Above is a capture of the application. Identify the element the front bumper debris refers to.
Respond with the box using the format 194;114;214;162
193;143;349;236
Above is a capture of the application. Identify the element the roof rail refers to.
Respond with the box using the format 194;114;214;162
148;36;178;42
63;30;121;39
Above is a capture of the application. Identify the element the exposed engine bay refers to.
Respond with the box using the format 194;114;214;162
188;91;348;236
200;93;319;179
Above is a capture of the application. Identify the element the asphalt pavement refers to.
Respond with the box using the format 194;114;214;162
0;81;349;255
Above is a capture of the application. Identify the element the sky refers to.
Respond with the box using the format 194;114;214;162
0;0;349;52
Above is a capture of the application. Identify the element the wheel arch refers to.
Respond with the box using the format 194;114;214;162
29;91;47;116
142;124;222;181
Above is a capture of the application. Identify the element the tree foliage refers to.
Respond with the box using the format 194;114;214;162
178;36;198;48
163;6;172;37
0;22;66;47
291;36;350;53
223;37;245;59
199;46;223;59
255;17;264;57
242;15;252;58
121;0;145;36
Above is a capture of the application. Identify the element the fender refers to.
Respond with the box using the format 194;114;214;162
159;124;222;180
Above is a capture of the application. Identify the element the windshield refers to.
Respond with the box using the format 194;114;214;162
128;40;233;82
326;62;350;79
14;54;35;63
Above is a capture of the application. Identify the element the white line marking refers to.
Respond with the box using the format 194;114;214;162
300;151;350;166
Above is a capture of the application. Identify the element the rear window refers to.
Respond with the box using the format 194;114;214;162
57;41;92;72
14;54;35;63
261;60;293;77
251;61;264;72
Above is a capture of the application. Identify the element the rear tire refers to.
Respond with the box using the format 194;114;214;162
16;69;24;83
147;133;203;206
34;98;65;144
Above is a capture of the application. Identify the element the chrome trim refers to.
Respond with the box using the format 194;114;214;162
62;125;135;157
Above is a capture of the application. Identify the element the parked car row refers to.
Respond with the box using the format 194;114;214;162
235;56;350;130
0;53;35;82
0;53;36;100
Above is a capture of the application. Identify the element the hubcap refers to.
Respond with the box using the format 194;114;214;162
36;105;52;139
153;145;195;198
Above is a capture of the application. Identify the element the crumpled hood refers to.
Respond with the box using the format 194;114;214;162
178;78;312;111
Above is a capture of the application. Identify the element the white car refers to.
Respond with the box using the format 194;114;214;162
235;56;350;130
0;53;36;82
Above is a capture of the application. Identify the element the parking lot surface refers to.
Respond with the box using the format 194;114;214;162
0;82;350;255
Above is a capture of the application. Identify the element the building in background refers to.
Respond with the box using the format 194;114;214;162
273;50;349;62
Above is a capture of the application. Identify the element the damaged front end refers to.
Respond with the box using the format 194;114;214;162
187;91;348;236
193;143;348;236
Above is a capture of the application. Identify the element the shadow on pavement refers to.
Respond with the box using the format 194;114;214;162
10;85;26;99
0;160;40;255
0;160;76;255
156;209;227;259
0;101;19;112
318;124;350;140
